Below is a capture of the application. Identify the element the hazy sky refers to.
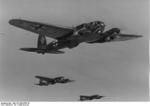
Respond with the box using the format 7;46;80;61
0;0;149;101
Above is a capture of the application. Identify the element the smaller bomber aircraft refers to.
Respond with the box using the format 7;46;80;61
35;76;74;86
80;95;104;101
9;19;142;54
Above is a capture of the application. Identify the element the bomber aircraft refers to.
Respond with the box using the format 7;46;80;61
9;19;142;54
79;95;104;101
35;76;74;86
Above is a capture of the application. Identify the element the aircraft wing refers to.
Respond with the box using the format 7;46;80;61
35;76;52;81
89;33;142;43
109;34;142;42
9;19;74;39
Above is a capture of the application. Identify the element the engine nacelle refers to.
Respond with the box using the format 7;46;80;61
104;28;120;36
103;28;120;41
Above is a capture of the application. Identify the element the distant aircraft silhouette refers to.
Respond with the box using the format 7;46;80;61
35;76;74;86
80;95;104;101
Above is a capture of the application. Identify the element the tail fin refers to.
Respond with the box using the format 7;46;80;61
37;34;47;49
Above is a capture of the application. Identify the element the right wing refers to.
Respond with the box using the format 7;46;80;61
88;33;142;43
9;19;74;39
109;34;142;42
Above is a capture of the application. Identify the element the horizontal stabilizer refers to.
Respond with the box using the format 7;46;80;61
20;48;65;54
20;48;39;52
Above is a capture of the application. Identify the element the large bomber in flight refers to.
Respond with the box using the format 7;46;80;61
9;19;142;54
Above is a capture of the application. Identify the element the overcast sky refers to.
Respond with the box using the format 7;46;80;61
0;0;149;101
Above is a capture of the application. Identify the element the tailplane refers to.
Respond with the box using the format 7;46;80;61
20;34;65;54
20;48;65;54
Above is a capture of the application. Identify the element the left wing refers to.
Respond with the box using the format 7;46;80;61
9;19;73;39
35;76;52;81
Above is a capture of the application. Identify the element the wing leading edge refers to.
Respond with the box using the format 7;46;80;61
9;19;73;39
